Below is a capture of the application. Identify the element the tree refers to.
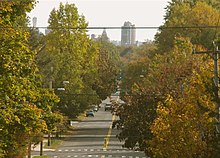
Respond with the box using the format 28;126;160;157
155;2;220;53
114;37;219;157
0;1;60;157
113;42;157;151
37;3;99;118
92;36;120;100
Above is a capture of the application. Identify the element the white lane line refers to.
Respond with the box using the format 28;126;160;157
67;156;71;157
88;155;92;157
71;149;75;151
74;155;78;157
78;149;82;151
65;149;69;151
58;149;62;152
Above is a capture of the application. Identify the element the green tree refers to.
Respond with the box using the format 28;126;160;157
38;3;99;118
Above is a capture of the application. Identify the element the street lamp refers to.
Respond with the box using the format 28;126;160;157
57;87;65;91
47;80;69;147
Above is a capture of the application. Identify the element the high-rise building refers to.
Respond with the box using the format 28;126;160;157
121;21;136;46
33;17;37;28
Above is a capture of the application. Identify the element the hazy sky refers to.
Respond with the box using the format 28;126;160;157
28;0;170;41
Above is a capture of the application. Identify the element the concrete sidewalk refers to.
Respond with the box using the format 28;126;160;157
31;139;55;152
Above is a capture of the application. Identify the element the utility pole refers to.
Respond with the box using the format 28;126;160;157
213;43;220;122
48;67;53;146
192;42;220;131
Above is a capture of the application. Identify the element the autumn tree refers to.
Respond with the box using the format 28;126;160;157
119;42;156;94
92;33;121;100
146;38;218;157
114;37;219;157
155;2;220;53
0;0;60;157
113;42;157;151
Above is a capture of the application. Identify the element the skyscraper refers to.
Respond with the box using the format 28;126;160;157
32;17;37;28
121;21;136;46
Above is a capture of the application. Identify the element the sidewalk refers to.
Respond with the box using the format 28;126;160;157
31;139;55;152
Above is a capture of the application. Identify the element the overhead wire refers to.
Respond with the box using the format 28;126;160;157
1;25;220;30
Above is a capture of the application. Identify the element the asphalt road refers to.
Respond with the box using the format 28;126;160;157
32;98;147;158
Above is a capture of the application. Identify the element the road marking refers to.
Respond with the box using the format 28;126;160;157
103;114;116;151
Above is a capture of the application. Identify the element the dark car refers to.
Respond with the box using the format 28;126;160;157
86;110;94;117
105;103;112;111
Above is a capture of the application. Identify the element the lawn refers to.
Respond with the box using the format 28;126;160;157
44;139;62;149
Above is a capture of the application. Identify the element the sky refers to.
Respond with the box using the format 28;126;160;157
28;0;170;42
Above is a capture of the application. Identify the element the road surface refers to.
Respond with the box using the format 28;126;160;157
32;99;147;158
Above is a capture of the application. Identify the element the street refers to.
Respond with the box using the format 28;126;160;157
31;99;147;158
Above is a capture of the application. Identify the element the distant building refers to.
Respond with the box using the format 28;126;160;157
33;17;37;28
91;34;97;40
45;28;51;35
90;29;109;42
111;40;121;46
100;29;109;41
121;21;136;46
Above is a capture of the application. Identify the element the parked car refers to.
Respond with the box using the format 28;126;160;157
86;110;94;117
105;103;112;111
100;102;106;108
93;106;98;112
